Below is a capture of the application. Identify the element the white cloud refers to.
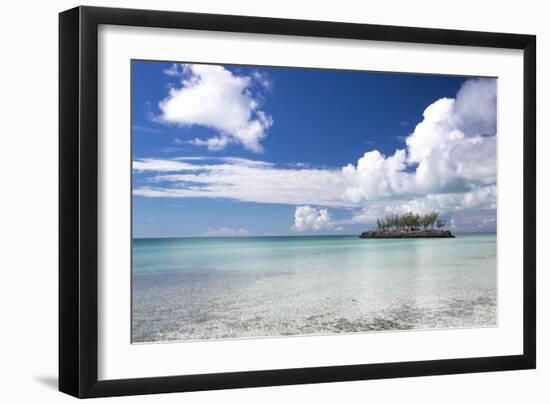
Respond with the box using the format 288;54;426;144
133;158;203;172
156;64;273;153
201;227;249;237
135;78;497;232
342;78;497;202
133;157;350;208
348;185;496;224
293;206;332;231
163;64;183;77
252;70;273;91
188;136;230;151
342;149;409;203
454;78;497;136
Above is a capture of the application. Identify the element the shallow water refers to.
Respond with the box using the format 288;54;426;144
132;234;497;343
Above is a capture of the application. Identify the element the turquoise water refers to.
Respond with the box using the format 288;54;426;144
132;234;497;343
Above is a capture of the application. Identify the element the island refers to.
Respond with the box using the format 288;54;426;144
359;211;455;239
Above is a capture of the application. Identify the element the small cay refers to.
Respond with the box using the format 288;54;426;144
359;211;455;239
359;229;454;239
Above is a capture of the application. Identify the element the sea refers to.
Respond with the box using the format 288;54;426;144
132;234;497;343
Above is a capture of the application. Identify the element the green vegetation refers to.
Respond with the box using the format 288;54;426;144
375;211;446;231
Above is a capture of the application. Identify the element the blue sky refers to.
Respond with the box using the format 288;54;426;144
132;61;497;238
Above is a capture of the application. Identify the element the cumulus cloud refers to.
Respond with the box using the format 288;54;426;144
135;78;497;232
454;78;497;136
293;206;332;231
342;149;409;203
342;78;497;202
156;64;273;153
202;227;249;237
347;185;496;225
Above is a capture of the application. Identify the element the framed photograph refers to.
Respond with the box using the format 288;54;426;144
59;6;536;398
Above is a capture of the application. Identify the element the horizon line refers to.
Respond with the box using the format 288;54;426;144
133;231;497;240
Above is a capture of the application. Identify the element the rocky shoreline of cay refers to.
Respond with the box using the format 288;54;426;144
359;230;455;239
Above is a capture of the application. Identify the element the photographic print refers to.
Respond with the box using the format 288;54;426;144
131;61;497;343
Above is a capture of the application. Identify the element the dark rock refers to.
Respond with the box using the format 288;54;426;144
358;230;455;239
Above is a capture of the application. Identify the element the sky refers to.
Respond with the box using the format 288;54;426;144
132;60;497;238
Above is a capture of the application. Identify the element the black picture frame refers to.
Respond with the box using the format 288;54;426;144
59;6;536;398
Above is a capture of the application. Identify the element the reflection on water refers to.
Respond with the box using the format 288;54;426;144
132;234;497;343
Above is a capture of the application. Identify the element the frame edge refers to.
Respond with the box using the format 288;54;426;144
522;34;536;369
58;6;81;398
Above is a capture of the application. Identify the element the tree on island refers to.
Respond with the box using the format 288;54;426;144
361;211;453;238
375;211;446;232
